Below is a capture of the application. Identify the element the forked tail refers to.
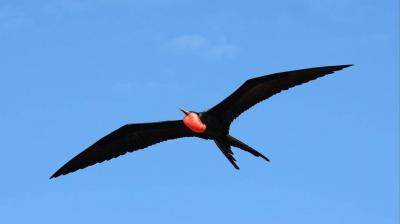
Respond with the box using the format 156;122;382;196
214;138;240;169
214;135;269;169
227;135;270;162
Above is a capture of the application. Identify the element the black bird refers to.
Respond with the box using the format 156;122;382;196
50;64;352;178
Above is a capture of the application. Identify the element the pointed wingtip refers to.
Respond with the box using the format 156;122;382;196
342;64;353;68
49;171;62;179
260;154;270;162
320;64;353;72
335;64;353;70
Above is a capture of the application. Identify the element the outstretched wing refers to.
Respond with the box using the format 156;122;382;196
207;65;352;126
50;120;194;178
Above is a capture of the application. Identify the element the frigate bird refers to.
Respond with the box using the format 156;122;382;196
50;64;352;178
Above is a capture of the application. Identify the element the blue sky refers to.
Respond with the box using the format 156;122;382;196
0;0;398;223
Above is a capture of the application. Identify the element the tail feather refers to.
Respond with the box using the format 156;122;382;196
214;138;240;169
227;135;270;162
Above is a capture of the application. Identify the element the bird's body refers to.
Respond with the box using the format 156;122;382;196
51;64;352;178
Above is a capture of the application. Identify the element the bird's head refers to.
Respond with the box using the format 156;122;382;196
180;108;206;133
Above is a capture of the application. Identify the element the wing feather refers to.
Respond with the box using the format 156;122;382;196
50;120;194;178
207;65;352;125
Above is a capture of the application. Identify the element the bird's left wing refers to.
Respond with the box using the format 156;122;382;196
50;120;194;178
207;65;352;126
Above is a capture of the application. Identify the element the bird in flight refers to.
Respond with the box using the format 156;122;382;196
50;64;352;178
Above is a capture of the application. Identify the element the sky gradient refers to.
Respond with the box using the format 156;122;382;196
0;0;398;223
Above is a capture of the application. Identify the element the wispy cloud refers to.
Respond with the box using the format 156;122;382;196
168;34;207;50
165;34;239;58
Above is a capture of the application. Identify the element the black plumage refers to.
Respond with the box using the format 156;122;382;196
50;64;352;178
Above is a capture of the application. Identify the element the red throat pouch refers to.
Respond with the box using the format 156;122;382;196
182;113;206;133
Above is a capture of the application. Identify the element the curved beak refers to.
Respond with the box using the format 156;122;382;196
180;108;189;115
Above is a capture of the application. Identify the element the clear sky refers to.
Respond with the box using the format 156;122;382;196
0;0;398;223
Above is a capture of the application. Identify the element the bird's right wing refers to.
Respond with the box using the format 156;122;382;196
50;120;194;178
207;65;352;126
